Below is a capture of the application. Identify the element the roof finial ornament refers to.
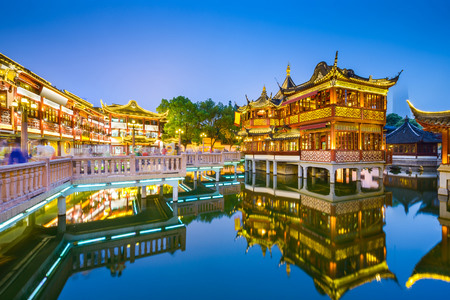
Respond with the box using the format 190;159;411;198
286;63;290;76
334;51;338;67
263;85;266;93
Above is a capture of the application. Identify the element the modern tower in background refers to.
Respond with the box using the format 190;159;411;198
392;83;410;117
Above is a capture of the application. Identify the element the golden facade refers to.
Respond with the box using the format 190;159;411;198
238;52;400;164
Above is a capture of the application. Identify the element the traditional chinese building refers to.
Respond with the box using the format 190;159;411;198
386;116;441;171
408;100;450;195
0;52;167;157
238;52;400;183
101;100;167;155
237;180;395;300
0;53;110;156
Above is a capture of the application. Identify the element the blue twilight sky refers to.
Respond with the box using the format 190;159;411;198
1;0;449;115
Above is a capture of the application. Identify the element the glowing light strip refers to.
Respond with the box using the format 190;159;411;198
233;182;240;185
185;198;197;202
77;237;106;245
45;257;61;277
212;195;223;198
111;232;136;240
204;184;214;187
140;179;161;183
224;183;231;186
77;183;107;188
26;201;47;213
140;228;162;234
60;243;71;257
186;168;197;171
111;181;136;185
199;196;211;200
166;202;173;211
133;201;138;215
165;224;184;230
27;277;47;300
0;213;25;230
167;177;185;180
60;186;71;193
46;192;61;201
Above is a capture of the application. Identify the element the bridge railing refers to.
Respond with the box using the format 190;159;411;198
0;152;239;210
0;157;72;208
184;152;240;166
72;155;185;179
223;152;241;162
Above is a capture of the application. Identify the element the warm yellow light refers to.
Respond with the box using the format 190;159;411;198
11;101;18;107
21;97;28;103
31;103;37;109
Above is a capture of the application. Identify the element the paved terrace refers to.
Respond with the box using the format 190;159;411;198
0;152;241;223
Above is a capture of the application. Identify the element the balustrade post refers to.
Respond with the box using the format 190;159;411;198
130;154;136;175
44;158;50;191
24;168;29;195
18;169;24;197
75;160;81;178
4;173;11;202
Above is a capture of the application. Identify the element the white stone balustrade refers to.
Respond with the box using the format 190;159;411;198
72;155;185;179
0;152;239;214
184;152;240;167
0;157;72;210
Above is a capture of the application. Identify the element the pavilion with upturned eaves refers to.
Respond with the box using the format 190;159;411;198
386;116;441;171
238;52;401;184
101;100;168;155
408;100;450;195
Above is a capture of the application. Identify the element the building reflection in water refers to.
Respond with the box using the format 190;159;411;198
238;171;396;300
406;194;450;287
0;185;185;300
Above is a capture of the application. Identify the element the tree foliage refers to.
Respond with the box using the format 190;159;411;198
386;113;403;127
386;113;422;129
157;96;239;150
156;96;200;149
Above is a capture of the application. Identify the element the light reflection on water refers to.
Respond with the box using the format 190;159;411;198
0;169;448;300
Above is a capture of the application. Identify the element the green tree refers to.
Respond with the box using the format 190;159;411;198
217;102;240;150
386;113;402;127
198;98;223;150
156;96;200;150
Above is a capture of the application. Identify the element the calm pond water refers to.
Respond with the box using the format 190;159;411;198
0;170;449;300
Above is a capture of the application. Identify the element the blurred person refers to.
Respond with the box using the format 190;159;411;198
8;139;27;164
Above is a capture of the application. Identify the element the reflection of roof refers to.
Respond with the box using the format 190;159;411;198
408;100;450;131
280;52;400;97
386;117;441;144
101;99;168;119
406;241;450;288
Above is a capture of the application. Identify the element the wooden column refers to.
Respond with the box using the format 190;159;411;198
330;87;337;105
443;129;449;165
